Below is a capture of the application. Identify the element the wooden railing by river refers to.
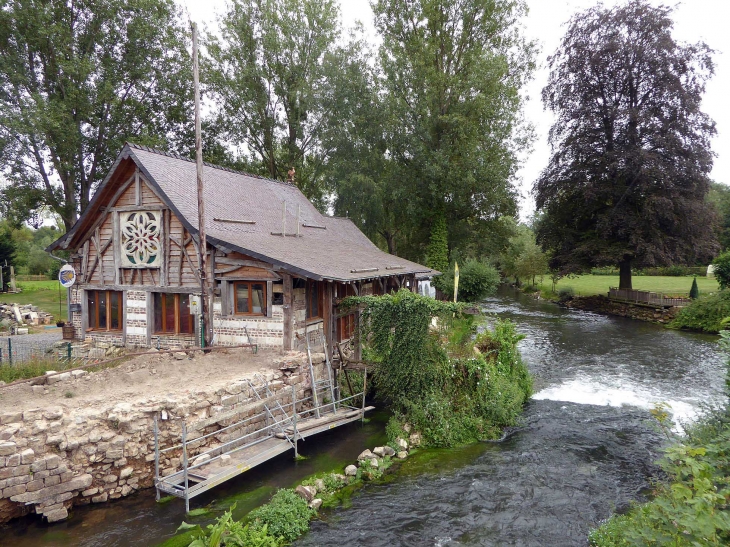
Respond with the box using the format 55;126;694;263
608;288;691;308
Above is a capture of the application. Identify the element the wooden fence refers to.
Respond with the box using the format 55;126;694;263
608;288;691;308
15;275;51;282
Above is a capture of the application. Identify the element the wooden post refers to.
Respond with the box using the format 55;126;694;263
191;22;212;348
182;421;189;512
282;273;293;351
361;366;367;423
291;384;298;459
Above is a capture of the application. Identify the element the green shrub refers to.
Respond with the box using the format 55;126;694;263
345;291;531;448
557;286;574;302
189;505;281;547
671;290;730;333
247;489;314;544
713;251;730;289
690;276;700;299
437;259;501;302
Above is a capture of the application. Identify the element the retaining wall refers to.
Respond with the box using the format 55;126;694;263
0;356;329;524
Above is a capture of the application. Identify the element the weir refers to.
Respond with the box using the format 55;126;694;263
153;367;373;511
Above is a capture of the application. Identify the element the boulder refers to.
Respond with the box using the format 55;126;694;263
294;485;315;502
309;498;323;510
395;437;408;451
382;446;396;457
314;478;326;493
372;446;386;457
396;451;408;460
408;432;422;448
344;465;357;477
357;449;373;461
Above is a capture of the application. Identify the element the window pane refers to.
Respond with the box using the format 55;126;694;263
98;291;107;330
179;294;193;334
110;292;120;330
88;291;97;329
165;294;175;332
251;283;264;315
236;283;249;313
154;293;163;333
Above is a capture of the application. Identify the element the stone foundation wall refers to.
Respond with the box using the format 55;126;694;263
560;295;681;324
213;305;285;349
0;357;328;524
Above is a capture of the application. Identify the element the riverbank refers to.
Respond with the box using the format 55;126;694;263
0;347;327;524
558;294;681;325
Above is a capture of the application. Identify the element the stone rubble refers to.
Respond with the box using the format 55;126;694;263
0;303;54;329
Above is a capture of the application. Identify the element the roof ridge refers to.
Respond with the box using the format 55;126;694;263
124;142;298;188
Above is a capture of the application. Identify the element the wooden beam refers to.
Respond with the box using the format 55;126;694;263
135;168;141;206
216;257;272;269
282;273;293;351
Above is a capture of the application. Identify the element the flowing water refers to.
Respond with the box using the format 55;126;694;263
2;287;726;546
297;287;727;546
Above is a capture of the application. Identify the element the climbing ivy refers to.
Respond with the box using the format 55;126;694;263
344;290;532;447
426;214;449;285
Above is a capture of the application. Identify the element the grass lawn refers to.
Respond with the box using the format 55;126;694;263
0;280;67;321
534;274;720;298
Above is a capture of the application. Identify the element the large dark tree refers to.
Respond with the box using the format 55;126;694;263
534;0;718;290
0;0;193;231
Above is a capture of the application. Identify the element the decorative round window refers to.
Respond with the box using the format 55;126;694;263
120;211;161;267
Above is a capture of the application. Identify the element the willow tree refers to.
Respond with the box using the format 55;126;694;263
371;0;534;261
0;0;193;231
534;0;718;290
205;0;341;210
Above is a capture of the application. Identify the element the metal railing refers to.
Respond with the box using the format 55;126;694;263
154;367;369;511
608;287;692;307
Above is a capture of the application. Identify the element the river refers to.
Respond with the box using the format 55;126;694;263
2;287;726;546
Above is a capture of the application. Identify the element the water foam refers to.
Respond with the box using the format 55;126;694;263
533;377;704;428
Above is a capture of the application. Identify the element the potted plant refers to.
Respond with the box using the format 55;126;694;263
56;320;65;327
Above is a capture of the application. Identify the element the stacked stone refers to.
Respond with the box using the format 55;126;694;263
0;356;327;524
0;303;54;328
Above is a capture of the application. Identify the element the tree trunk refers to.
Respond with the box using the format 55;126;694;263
619;259;632;290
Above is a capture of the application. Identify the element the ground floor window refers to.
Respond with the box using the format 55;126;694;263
234;282;266;315
154;293;194;334
87;290;123;331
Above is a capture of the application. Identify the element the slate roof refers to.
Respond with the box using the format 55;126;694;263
50;143;436;282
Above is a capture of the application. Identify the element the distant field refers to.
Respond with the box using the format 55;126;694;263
1;280;67;321
535;274;720;297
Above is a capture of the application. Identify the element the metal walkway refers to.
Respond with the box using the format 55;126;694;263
154;347;372;511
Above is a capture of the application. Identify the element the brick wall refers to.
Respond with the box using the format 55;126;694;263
213;305;285;349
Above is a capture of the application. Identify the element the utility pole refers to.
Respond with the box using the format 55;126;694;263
191;21;212;348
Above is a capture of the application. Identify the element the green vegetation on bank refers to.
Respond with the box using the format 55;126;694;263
672;291;730;333
533;275;719;299
589;333;730;546
345;289;532;448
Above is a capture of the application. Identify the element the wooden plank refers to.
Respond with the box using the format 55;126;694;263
135;168;141;206
216;257;272;269
113;212;120;285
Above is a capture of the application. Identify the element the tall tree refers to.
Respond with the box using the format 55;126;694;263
0;0;193;231
205;0;340;210
707;182;730;251
371;0;534;261
534;0;718;290
323;31;408;255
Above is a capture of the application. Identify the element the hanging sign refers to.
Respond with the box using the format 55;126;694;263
453;262;460;303
58;265;77;288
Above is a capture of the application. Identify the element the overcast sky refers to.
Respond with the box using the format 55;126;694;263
184;0;730;221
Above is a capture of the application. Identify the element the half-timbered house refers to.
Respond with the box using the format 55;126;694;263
47;143;436;353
